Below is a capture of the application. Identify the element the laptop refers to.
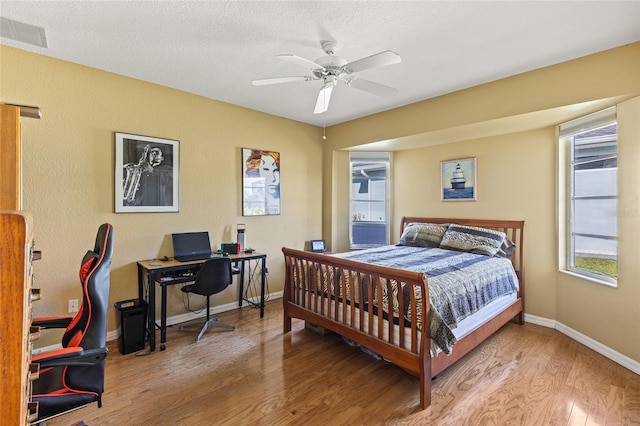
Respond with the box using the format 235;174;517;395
172;231;213;262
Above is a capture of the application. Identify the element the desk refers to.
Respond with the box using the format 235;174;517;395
137;252;267;351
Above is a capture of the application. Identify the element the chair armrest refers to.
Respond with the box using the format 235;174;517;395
32;316;74;329
32;347;83;363
33;347;108;368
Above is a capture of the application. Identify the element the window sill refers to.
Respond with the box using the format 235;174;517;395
559;269;617;288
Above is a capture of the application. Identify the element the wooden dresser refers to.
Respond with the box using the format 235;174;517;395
0;211;40;424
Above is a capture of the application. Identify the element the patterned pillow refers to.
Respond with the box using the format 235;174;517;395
497;236;516;258
439;224;506;256
398;222;449;248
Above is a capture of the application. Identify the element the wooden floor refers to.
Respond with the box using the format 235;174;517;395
47;299;640;425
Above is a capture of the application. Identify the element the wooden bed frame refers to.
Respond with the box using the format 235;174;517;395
282;217;525;410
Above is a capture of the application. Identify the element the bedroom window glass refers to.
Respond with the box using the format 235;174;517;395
350;152;390;249
560;107;617;285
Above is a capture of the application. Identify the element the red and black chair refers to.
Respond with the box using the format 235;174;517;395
31;223;114;423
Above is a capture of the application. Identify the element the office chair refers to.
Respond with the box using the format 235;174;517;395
180;257;236;341
30;223;114;424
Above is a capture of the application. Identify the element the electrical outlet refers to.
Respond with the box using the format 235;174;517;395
68;299;79;313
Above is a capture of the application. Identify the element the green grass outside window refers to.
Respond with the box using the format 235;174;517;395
575;257;617;278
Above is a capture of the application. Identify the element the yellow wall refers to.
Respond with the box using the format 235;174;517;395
0;46;323;345
327;43;640;363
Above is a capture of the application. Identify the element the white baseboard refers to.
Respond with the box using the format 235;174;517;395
523;313;557;329
525;313;640;375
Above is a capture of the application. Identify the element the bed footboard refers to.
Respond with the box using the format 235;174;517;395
282;247;433;408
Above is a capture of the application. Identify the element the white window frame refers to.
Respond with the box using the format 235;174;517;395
559;107;617;286
349;152;390;249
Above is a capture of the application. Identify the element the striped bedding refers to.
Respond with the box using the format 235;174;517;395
332;245;519;354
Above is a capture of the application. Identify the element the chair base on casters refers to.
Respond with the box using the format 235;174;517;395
179;318;236;341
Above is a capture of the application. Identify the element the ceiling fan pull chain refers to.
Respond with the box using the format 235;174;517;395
322;88;327;140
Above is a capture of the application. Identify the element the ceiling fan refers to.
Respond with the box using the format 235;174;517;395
252;41;401;114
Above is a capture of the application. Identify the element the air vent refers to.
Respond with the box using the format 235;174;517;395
0;17;47;48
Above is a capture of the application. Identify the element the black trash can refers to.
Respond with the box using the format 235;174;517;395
114;298;147;355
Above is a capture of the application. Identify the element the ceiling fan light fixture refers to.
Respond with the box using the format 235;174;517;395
324;75;338;87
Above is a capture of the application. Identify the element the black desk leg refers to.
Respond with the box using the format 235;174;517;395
160;282;167;351
238;260;245;308
137;265;144;302
148;271;158;352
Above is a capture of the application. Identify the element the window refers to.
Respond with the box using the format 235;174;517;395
560;107;617;285
350;152;390;249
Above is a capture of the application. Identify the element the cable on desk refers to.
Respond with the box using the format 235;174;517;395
143;279;150;342
181;286;206;314
242;259;269;308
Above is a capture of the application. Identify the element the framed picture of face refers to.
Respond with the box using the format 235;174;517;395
115;132;179;213
242;148;281;216
441;157;477;201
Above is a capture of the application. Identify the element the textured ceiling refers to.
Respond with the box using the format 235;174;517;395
1;1;639;127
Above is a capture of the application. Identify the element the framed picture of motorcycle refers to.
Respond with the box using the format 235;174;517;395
114;132;180;213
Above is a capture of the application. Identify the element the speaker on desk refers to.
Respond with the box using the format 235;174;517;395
114;299;148;355
221;243;239;255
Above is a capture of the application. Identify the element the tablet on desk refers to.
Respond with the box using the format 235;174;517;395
310;240;326;253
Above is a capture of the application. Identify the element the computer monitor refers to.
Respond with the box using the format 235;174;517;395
172;231;212;262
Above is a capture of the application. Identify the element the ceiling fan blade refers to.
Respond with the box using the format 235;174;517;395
277;54;326;71
344;50;401;74
314;83;334;114
347;77;398;98
252;76;316;86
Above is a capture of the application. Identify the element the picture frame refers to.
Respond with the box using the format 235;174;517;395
115;132;179;213
242;148;280;216
441;157;477;201
310;239;326;253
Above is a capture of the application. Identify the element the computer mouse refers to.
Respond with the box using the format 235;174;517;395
161;256;169;261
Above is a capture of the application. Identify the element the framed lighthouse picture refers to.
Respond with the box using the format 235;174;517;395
441;157;477;201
